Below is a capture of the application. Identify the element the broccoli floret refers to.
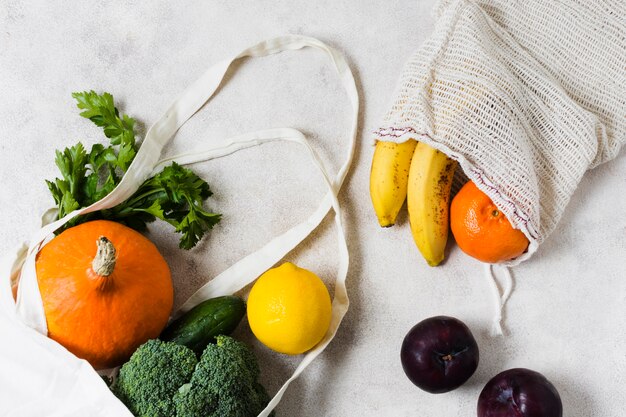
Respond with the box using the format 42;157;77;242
111;339;198;417
173;335;274;417
173;382;218;416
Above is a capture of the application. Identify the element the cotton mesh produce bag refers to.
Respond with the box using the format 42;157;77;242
376;0;625;265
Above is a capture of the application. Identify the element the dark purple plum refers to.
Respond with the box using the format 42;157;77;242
477;368;562;417
400;316;479;393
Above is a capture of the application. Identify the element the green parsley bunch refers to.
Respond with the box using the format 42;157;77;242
46;91;220;249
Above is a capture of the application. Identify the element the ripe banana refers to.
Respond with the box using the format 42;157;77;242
370;139;418;227
407;142;457;266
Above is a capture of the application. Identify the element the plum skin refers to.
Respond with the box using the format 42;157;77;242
477;368;563;417
400;316;479;393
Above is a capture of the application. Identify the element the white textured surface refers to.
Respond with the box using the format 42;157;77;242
0;1;624;416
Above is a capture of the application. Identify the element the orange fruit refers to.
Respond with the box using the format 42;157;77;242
450;181;529;263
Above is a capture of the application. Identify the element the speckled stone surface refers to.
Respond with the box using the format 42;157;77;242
0;1;625;416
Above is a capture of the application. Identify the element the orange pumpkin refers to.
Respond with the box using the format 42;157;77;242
35;220;173;369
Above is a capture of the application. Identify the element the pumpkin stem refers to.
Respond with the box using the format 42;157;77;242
92;237;117;277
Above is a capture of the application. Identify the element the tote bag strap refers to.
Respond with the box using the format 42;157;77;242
158;125;351;416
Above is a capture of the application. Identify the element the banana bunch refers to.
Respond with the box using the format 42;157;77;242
370;139;457;266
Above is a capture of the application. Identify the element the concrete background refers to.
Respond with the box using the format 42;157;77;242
0;1;624;415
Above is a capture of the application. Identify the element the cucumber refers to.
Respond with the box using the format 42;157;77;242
160;295;245;354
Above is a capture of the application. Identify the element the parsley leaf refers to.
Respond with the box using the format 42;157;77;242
45;143;88;218
72;91;136;148
46;91;220;249
109;163;221;249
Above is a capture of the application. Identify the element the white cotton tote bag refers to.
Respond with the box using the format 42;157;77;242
0;35;359;417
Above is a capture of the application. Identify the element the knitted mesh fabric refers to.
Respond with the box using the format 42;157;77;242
376;0;625;264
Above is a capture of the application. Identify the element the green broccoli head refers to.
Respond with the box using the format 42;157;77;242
111;339;198;417
173;335;274;417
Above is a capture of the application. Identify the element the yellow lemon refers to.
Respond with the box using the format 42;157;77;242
247;262;332;355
